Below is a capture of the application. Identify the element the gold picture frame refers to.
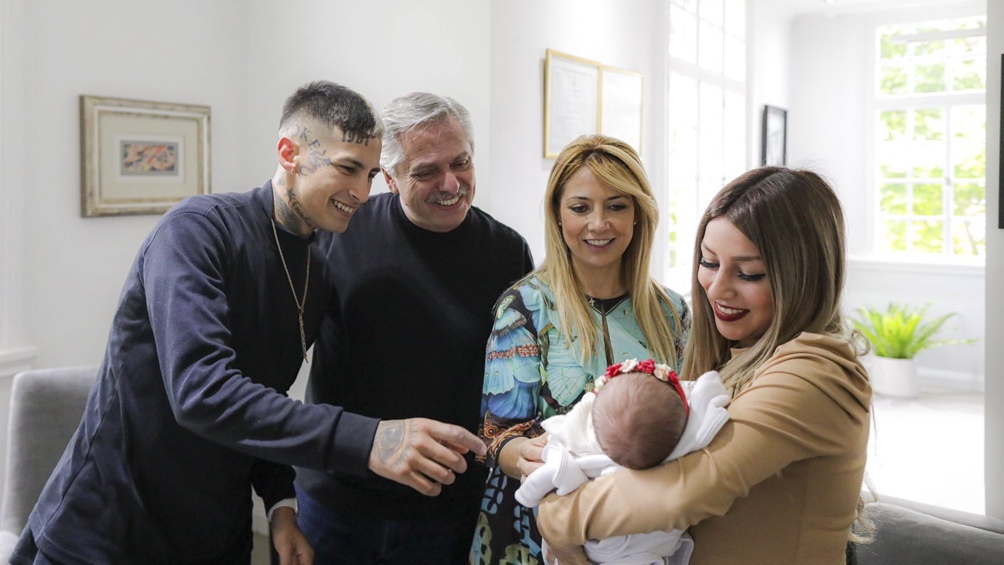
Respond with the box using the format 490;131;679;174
80;95;210;217
543;49;645;158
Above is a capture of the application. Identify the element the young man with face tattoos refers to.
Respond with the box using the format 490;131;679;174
11;82;486;565
294;92;535;564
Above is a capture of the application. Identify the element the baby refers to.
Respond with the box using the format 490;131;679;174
592;359;689;470
516;360;730;565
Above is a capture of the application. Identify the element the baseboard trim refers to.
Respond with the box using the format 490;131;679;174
917;367;984;392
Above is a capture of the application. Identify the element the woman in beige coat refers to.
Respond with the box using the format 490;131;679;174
538;167;872;565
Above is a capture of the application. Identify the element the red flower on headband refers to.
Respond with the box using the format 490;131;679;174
595;358;688;414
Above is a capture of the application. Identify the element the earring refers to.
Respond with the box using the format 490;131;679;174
633;221;637;225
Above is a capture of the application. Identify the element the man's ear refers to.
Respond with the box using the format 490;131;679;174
277;136;299;173
383;168;399;194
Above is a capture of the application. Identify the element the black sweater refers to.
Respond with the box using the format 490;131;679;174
297;192;534;519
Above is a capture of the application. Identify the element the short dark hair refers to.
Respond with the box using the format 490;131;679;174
279;80;382;140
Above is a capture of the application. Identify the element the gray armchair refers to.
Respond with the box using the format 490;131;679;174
0;366;98;559
855;495;1004;564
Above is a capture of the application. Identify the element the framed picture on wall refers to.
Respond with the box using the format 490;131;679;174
761;104;788;167
600;66;644;154
80;95;211;217
544;49;600;158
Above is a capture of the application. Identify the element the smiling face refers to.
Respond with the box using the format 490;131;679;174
277;125;382;235
385;116;475;233
697;217;774;347
558;167;635;282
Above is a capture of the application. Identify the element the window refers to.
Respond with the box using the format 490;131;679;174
873;16;986;260
665;0;747;289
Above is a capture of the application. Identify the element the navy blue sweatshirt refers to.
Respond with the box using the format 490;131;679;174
22;183;377;564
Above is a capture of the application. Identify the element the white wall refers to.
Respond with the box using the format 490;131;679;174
17;0;250;370
748;0;793;167
243;0;492;203
984;0;1003;521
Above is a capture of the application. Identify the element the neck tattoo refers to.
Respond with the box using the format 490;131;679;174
271;219;310;361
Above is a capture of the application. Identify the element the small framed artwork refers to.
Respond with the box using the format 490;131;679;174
761;104;788;167
600;65;644;154
544;49;601;158
80;95;210;217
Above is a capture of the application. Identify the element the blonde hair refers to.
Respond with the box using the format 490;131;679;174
535;135;682;366
682;167;852;394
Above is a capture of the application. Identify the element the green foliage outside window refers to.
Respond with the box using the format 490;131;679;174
874;17;986;259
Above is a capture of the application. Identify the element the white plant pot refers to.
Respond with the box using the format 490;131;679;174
870;356;919;399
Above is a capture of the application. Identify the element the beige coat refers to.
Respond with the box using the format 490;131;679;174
537;332;871;564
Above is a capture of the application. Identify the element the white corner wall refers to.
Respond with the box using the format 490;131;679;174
984;0;1002;521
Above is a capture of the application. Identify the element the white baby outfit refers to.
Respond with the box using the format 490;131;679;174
516;371;730;565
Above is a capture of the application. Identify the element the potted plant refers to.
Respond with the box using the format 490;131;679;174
850;302;977;398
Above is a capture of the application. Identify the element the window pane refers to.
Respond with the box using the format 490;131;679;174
953;182;986;216
913;108;944;140
952;145;985;179
910;143;944;176
911;220;944;253
723;34;745;81
669;6;698;63
913;183;943;215
879;110;907;140
880;183;907;214
879;65;908;95
951;105;986;140
914;39;946;57
723;0;745;38
879;31;907;59
953;58;986;91
699;21;723;73
700;0;724;27
880;220;907;252
723;91;745;179
952;218;985;256
668;127;698;176
914;63;946;93
669;73;699;128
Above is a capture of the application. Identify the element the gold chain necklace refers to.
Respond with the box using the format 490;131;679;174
271;219;310;362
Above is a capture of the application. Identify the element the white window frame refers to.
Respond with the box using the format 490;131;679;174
866;16;987;265
663;0;748;292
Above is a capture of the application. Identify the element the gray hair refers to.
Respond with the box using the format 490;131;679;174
380;92;474;176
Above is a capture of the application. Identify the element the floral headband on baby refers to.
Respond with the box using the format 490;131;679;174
594;358;689;415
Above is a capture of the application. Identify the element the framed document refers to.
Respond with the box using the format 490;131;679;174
544;49;601;158
600;66;644;154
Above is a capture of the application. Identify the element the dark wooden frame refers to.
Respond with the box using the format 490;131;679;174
761;104;788;167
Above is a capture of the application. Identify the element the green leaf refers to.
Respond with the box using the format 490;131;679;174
851;302;978;358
